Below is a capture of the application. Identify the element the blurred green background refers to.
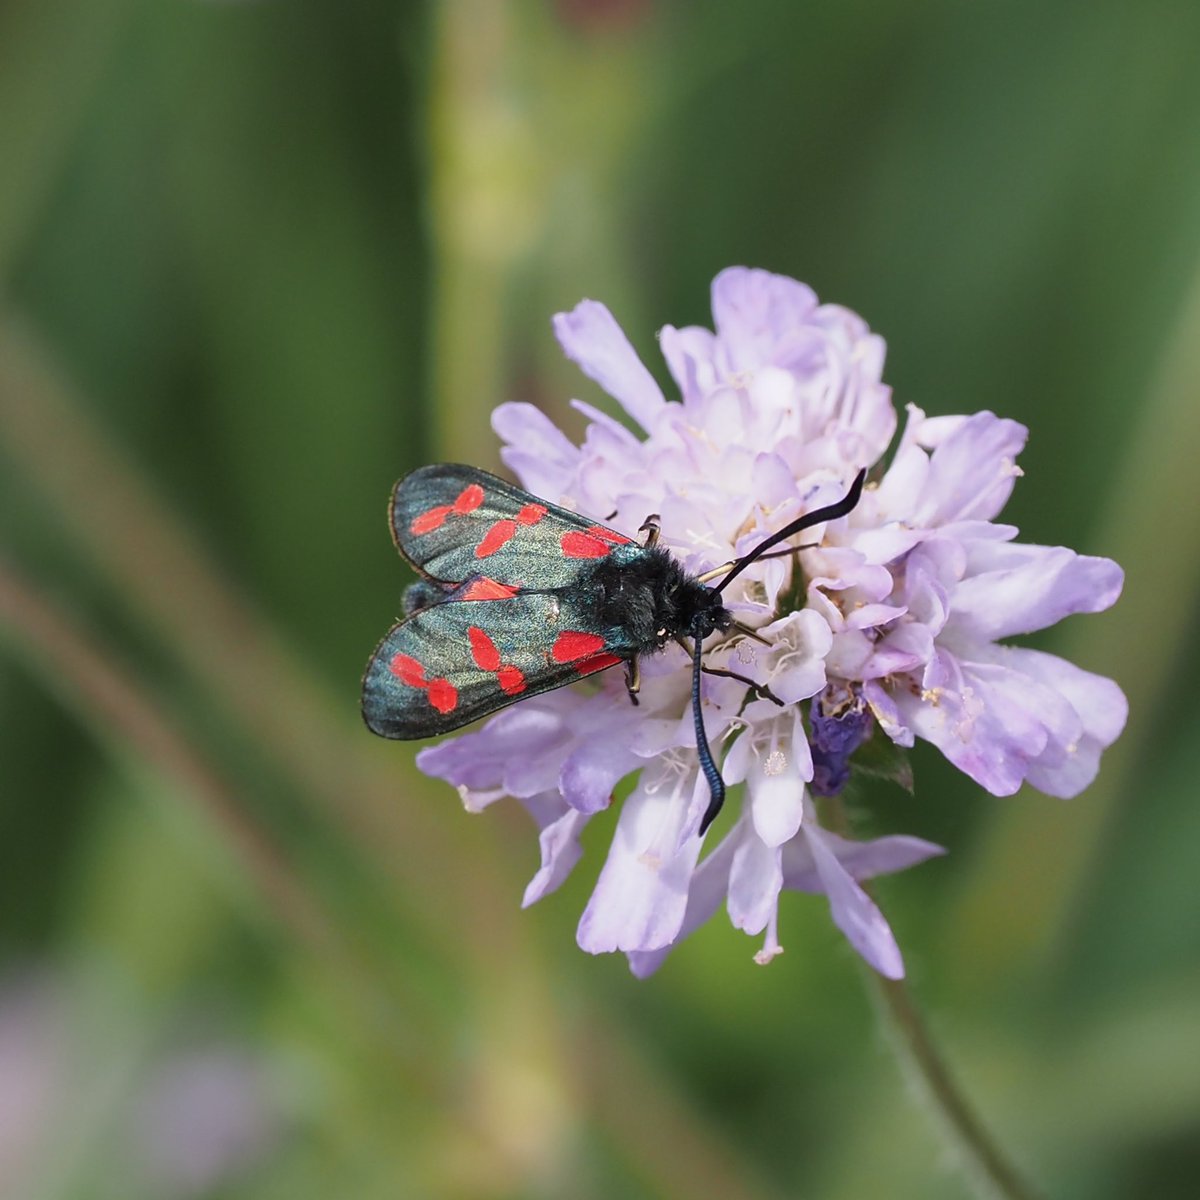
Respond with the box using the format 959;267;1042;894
1;1;1198;1197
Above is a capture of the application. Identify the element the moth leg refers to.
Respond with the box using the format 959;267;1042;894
695;560;734;584
674;635;780;706
730;619;771;646
638;513;661;550
701;666;783;707
624;655;641;707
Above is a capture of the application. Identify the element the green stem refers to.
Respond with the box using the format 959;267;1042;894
822;797;1043;1199
868;972;1046;1200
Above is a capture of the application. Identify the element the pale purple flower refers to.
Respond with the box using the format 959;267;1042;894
418;267;1125;978
134;1048;279;1196
0;974;64;1187
812;404;1127;799
0;970;282;1193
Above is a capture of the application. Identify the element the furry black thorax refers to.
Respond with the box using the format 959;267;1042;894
580;545;732;654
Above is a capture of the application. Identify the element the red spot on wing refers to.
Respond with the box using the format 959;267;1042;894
453;484;484;514
410;483;484;536
467;625;526;696
476;519;517;558
516;503;548;526
388;651;459;714
426;678;458;713
462;577;520;601
574;652;623;676
587;525;631;545
552;630;607;663
497;665;526;695
468;626;502;672
561;531;611;558
410;505;452;535
389;653;427;686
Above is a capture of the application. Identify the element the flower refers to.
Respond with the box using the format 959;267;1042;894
418;267;1126;978
0;970;281;1195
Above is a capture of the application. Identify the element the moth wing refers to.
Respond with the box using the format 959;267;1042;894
361;590;631;739
391;463;635;588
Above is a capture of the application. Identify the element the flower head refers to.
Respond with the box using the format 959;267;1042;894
419;267;1126;978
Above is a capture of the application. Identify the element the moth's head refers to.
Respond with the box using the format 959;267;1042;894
688;588;733;641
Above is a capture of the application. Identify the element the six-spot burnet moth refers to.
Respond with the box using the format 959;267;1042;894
362;463;866;833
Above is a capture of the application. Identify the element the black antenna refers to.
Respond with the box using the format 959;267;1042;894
690;632;726;834
714;468;866;596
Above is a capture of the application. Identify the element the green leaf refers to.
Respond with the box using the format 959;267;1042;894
850;728;914;794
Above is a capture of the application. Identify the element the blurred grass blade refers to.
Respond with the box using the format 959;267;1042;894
0;312;492;951
0;549;435;1082
943;254;1200;987
0;0;137;276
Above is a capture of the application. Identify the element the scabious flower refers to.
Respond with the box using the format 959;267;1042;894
418;267;1126;978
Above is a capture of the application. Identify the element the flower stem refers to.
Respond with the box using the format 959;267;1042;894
820;795;1043;1199
867;970;1046;1200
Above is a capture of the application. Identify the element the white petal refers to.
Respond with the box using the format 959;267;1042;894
576;776;701;954
710;267;819;372
659;323;719;402
727;833;783;934
625;822;741;977
748;713;808;846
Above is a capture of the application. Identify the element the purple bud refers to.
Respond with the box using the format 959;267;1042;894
809;684;872;796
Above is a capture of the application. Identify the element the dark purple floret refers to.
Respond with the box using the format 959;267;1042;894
809;685;873;797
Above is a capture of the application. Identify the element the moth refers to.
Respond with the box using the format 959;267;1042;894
362;463;865;832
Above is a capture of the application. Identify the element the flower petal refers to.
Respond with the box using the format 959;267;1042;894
803;823;906;978
576;775;702;953
559;735;640;814
727;831;783;934
783;830;945;892
710;267;820;372
659;323;719;403
625;823;740;977
747;712;808;846
863;680;916;747
891;652;1068;795
492;401;581;502
911;411;1028;525
947;545;1124;641
417;700;580;798
553;301;666;431
992;646;1127;797
523;804;591;907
